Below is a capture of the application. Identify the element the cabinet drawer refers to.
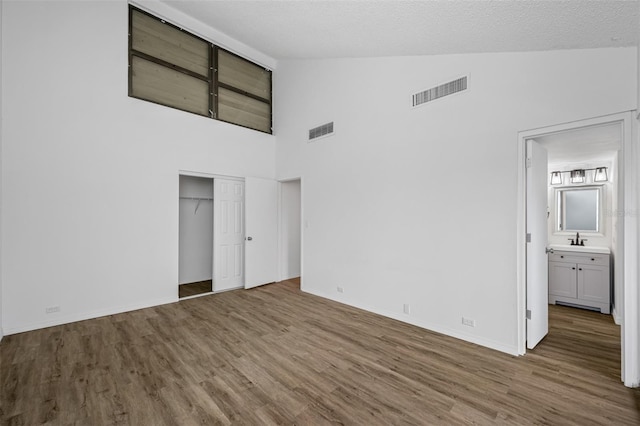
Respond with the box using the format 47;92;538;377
549;251;609;266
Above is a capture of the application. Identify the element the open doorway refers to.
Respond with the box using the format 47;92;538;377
279;179;302;288
533;124;622;373
517;112;638;386
537;124;621;320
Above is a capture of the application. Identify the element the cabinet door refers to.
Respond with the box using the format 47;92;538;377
549;262;576;298
577;264;609;303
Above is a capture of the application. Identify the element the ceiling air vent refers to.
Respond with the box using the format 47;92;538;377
412;76;468;107
308;122;334;141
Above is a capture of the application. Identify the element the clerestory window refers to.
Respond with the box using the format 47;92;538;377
128;6;272;134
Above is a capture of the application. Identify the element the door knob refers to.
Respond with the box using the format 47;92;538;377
246;236;253;241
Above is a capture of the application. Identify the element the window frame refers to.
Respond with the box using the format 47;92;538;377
554;185;605;235
214;46;273;133
127;5;272;134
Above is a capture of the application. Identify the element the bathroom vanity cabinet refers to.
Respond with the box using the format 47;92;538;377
548;250;610;314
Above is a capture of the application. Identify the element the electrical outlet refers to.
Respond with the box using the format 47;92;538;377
462;317;475;327
337;286;344;293
46;306;60;314
403;304;410;314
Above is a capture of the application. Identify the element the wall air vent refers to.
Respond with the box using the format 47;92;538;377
308;122;334;141
412;76;468;107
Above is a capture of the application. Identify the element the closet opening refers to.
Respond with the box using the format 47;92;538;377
178;173;246;299
179;175;214;298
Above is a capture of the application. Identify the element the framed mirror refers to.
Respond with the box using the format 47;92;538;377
555;186;602;233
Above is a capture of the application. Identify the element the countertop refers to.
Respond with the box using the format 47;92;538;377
549;244;610;255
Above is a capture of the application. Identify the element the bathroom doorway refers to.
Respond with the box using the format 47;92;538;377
537;122;622;319
517;111;638;386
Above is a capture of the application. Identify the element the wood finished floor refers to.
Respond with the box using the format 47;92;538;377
2;279;639;425
179;280;213;299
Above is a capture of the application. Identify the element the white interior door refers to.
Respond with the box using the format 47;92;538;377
526;139;549;349
245;177;278;289
213;179;245;291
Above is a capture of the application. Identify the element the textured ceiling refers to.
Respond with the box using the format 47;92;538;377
161;0;639;60
536;124;621;167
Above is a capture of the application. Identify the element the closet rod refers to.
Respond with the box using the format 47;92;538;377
179;196;213;201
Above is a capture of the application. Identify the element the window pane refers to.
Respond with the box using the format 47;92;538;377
131;56;209;116
218;49;270;100
564;189;598;231
218;88;270;133
132;10;209;77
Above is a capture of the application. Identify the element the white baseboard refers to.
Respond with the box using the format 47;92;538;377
3;296;177;336
302;288;519;357
612;306;621;325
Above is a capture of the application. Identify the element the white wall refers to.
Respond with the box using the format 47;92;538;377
179;176;213;284
0;0;4;341
1;0;275;334
280;180;301;280
275;48;637;354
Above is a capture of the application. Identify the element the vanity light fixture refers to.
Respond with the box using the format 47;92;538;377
549;167;608;185
594;167;608;182
550;171;563;185
570;169;586;184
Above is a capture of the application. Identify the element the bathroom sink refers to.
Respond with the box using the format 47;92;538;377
548;244;610;254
